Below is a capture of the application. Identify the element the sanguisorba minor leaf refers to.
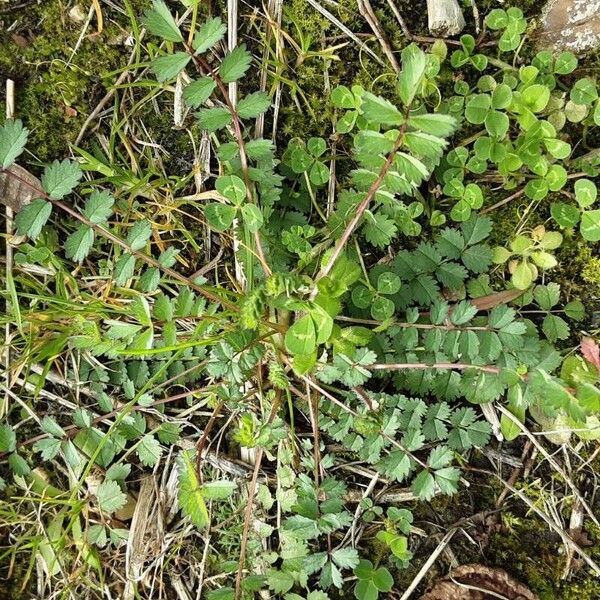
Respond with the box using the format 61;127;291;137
197;107;232;131
236;91;271;119
397;43;427;107
15;199;52;240
182;77;217;108
285;314;316;356
152;52;191;82
178;450;209;528
127;220;152;251
97;479;128;515
113;253;136;286
42;159;82;199
83;190;114;224
193;16;227;54
141;0;183;42
65;225;94;263
0;119;29;168
219;44;252;83
408;113;457;137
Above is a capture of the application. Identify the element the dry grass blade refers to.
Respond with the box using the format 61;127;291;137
305;0;385;65
497;406;600;527
125;475;157;600
400;529;457;600
357;0;400;73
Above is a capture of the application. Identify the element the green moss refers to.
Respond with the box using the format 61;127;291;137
0;2;133;160
582;256;600;287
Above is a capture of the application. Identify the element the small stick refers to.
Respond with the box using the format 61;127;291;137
3;79;15;418
357;0;401;73
398;529;458;600
471;0;481;34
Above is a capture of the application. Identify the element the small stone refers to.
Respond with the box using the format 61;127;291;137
427;0;466;37
68;4;87;24
539;0;600;53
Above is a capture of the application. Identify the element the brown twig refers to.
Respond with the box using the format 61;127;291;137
312;120;409;289
367;362;502;374
234;393;281;600
184;45;272;279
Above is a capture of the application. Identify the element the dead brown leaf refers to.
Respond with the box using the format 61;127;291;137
418;564;538;600
0;165;42;212
581;337;600;372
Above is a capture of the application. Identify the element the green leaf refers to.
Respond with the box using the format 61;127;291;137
178;450;209;528
137;434;162;467
201;480;236;499
363;212;397;248
434;466;460;494
127;220;152;251
183;77;217;108
142;0;183;42
571;78;598;105
450;300;477;325
398;43;427;106
65;226;94;263
491;84;512;110
42;159;82;199
580;210;600;242
534;283;560;310
205;203;236;231
554;51;577;74
522;84;550;113
113;253;136;286
371;296;395;320
551;202;580;228
411;470;436;501
512;261;533;290
427;445;453;469
332;547;360;570
564;300;585;321
97;480;128;514
377;272;401;295
331;85;356;109
546;165;567;192
486;8;508;29
236;91;271;119
465;94;491;124
15;199;52;240
408;113;457;137
216;175;246;205
83;190;114;224
193;16;226;53
310;161;329;186
219;44;252;83
152;52;191;82
33;437;61;461
542;314;569;342
197;107;232;131
485;110;509;138
285;314;316;356
0;424;16;453
575;179;597;208
544;138;571;159
241;204;263;233
267;570;295;594
0;119;28;168
525;179;549;200
359;91;403;126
